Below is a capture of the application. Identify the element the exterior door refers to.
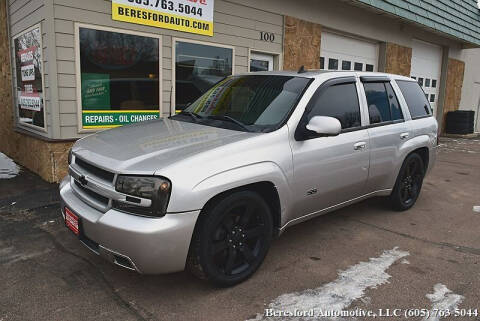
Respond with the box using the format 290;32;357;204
411;40;442;116
360;79;409;192
290;79;370;217
249;52;275;72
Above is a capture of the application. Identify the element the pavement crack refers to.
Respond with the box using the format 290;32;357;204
343;216;480;256
41;231;159;321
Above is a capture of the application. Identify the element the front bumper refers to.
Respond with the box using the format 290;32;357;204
59;176;200;274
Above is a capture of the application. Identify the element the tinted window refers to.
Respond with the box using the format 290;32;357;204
385;83;403;120
307;83;361;129
364;82;391;124
396;80;432;119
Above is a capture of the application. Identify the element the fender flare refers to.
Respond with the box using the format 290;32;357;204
394;134;431;182
185;161;291;218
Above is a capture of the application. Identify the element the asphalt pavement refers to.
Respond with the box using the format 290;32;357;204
0;137;479;321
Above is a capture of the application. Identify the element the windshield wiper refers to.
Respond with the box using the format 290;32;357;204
175;111;203;122
207;115;250;132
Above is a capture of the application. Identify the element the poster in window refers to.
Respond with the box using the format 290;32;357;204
14;26;45;129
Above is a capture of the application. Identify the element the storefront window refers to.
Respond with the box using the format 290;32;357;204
13;25;45;129
175;41;233;111
78;26;160;129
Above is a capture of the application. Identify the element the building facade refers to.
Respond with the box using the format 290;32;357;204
1;0;480;182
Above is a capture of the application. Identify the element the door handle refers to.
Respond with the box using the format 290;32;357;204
400;132;410;140
354;142;367;150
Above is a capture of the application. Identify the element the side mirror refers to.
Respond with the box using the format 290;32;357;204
306;116;341;136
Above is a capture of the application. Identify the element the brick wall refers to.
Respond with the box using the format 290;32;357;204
283;16;322;71
0;1;72;183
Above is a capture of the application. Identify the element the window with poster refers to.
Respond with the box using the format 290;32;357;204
76;24;161;130
174;39;233;112
13;24;46;130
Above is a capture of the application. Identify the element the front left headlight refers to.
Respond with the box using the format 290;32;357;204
113;175;171;218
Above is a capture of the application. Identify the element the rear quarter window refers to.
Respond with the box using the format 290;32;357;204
396;80;432;119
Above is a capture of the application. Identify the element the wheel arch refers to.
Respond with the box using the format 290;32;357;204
193;181;282;237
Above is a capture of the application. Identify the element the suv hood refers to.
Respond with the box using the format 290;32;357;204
73;118;256;174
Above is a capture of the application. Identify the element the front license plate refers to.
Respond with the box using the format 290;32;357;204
65;207;79;235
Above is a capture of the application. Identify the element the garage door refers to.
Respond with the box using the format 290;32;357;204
320;32;379;72
411;40;443;116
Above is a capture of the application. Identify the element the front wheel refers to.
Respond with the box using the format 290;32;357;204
187;191;273;287
390;153;425;211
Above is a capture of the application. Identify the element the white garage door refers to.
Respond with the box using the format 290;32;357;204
320;32;379;72
411;40;443;116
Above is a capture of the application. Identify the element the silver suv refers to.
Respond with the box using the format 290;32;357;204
60;71;438;286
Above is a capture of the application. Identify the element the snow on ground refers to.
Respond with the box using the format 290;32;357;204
422;284;464;321
0;153;20;179
247;247;409;321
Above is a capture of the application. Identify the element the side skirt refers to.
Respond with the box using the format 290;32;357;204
278;189;392;234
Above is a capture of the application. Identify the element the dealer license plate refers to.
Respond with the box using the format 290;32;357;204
65;207;79;236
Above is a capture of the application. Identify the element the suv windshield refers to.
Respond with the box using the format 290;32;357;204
171;75;311;132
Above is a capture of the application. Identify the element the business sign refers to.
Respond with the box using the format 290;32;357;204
82;110;160;129
14;27;45;128
112;0;214;36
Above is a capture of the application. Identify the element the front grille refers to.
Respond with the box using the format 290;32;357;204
75;157;115;183
74;180;109;207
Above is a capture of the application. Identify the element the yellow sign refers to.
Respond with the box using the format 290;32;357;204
112;0;214;36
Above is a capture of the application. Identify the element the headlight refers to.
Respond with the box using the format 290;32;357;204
113;175;171;217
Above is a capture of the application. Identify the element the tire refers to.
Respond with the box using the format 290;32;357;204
187;191;273;287
390;153;425;211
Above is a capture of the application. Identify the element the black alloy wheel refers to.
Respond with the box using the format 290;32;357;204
390;153;425;211
187;191;273;287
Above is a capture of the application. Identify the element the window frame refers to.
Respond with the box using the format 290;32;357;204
360;77;405;128
172;37;235;116
395;79;434;120
12;23;47;133
74;23;163;133
295;76;364;141
247;49;282;73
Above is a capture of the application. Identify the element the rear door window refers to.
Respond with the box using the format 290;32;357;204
385;83;403;120
363;82;391;124
396;80;432;119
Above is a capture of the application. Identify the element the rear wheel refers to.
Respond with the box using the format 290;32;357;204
187;191;273;287
390;153;425;211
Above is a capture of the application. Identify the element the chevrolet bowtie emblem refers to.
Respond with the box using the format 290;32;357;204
78;175;88;186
